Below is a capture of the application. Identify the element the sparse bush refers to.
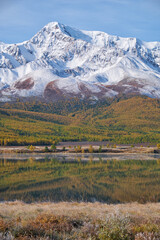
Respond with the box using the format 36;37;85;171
0;219;13;234
74;221;100;239
98;213;133;240
133;223;160;234
0;214;80;239
135;232;160;240
31;214;74;234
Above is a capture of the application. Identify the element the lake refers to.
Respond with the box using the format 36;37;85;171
0;153;160;203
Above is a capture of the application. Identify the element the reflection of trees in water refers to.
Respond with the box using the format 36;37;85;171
0;158;160;203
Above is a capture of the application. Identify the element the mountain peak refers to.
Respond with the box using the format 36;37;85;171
39;22;92;43
0;22;160;102
44;21;63;31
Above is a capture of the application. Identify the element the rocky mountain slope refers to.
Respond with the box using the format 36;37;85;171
0;22;160;101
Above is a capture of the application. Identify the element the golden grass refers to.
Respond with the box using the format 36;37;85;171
0;201;160;222
1;202;160;239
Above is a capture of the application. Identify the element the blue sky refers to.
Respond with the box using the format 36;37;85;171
0;0;160;43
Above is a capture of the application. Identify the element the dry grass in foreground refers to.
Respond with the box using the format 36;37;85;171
0;201;160;239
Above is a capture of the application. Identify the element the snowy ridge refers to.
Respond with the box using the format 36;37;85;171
0;22;160;101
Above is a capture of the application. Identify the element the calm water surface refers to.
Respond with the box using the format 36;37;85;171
0;153;160;203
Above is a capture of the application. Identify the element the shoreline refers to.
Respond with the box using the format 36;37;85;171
1;152;160;161
0;143;159;155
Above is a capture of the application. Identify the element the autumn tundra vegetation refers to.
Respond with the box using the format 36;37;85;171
0;96;160;146
0;201;160;240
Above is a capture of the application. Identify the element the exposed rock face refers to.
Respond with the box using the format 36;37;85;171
0;22;160;101
44;81;65;101
14;78;34;90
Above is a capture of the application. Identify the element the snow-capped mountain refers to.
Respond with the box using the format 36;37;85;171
0;22;160;102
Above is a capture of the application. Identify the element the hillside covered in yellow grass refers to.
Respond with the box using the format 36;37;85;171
0;96;160;146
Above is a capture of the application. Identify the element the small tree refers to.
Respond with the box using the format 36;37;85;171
3;138;8;146
29;145;35;151
157;143;160;149
77;145;81;152
51;144;56;152
44;146;49;152
89;145;93;153
99;145;102;153
81;148;85;154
